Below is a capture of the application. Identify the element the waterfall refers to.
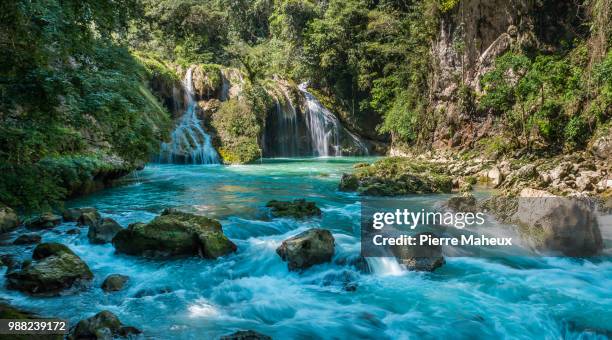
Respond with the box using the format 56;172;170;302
366;257;405;276
298;83;369;157
157;67;220;165
264;86;302;157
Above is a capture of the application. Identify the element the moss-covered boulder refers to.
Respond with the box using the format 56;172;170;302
78;210;101;228
6;243;93;295
266;199;322;219
62;207;100;222
88;218;122;244
69;310;141;340
24;213;62;229
276;228;334;270
220;330;272;340
392;232;445;271
112;209;236;259
339;157;453;196
0;205;19;233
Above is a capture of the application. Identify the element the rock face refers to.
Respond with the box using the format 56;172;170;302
112;209;236;258
266;199;322;218
78;210;102;228
70;310;141;340
487;167;503;187
63;207;100;222
513;188;603;256
25;213;62;229
338;158;453;196
13;233;42;245
0;205;19;233
276;228;334;270
392;232;445;271
88;218;122;244
101;274;129;292
220;330;272;340
6;243;93;295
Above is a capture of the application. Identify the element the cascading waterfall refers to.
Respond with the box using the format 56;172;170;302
264;87;301;157
157;67;220;164
298;83;369;157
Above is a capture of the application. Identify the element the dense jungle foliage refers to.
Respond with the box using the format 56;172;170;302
1;0;610;211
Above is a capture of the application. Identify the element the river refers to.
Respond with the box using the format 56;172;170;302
1;157;610;339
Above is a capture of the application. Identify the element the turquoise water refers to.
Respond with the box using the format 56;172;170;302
1;158;611;339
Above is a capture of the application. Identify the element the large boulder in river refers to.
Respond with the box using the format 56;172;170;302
63;207;100;222
221;330;272;340
69;310;141;340
392;232;445;271
112;209;236;259
78;210;102;228
6;243;93;295
88;218;122;244
24;212;61;229
0;205;19;233
513;188;603;256
266;199;322;219
276;228;334;270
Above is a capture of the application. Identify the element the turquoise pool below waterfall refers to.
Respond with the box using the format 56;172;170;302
1;157;610;339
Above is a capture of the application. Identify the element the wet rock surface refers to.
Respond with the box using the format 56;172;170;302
0;205;19;233
6;243;93;295
101;274;129;292
88;218;122;244
13;233;42;245
69;310;141;340
25;213;62;229
112;209;236;258
266;199;322;218
277;228;335;270
220;330;272;340
392;232;445;271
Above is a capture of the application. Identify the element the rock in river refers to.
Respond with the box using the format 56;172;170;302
69;310;141;340
101;274;129;292
25;213;62;229
88;218;122;244
13;233;42;245
266;199;322;218
392;232;445;271
112;209;237;259
6;243;93;295
276;228;334;270
221;330;272;340
63;207;100;222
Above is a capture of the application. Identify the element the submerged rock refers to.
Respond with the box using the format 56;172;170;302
88;218;122;244
25;213;62;229
6;243;93;295
63;207;100;222
276;228;334;270
69;310;141;340
13;233;42;245
392;232;445;271
266;199;322;218
101;274;129;292
112;209;236;258
220;330;272;340
0;205;19;233
338;158;453;196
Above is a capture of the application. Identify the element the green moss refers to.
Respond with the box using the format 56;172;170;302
211;98;263;164
340;157;453;196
